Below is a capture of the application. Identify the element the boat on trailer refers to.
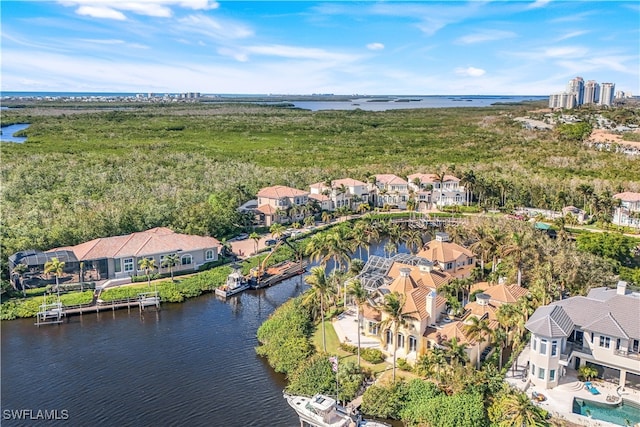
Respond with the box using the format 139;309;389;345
215;265;250;298
284;393;389;427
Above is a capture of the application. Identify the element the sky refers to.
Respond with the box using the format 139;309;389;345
1;0;638;95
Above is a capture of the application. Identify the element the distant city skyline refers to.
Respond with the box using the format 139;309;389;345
2;1;639;95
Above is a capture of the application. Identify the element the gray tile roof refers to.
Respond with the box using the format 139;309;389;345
526;305;574;338
548;294;640;340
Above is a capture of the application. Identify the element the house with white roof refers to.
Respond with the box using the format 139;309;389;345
308;178;369;211
370;174;409;209
613;192;640;229
525;281;640;390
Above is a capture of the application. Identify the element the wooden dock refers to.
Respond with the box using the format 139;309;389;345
35;293;160;326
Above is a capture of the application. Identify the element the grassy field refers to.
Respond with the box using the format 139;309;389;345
1;102;638;274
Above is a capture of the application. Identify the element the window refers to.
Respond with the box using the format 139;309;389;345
533;338;537;351
114;258;121;273
397;333;405;350
205;250;214;261
540;339;547;355
551;341;558;356
616;339;621;350
467;258;474;265
368;322;379;335
385;329;393;346
445;262;453;270
409;336;417;352
599;336;611;349
538;367;545;380
181;254;192;266
550;369;556;381
123;258;134;272
531;364;536;376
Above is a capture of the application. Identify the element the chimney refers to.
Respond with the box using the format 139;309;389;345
476;293;490;306
419;263;433;273
426;288;438;319
616;281;628;296
399;268;411;278
435;232;449;242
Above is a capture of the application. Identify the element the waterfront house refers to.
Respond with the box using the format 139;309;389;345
255;185;309;226
370;174;409;209
525;281;640;390
613;192;640;229
8;227;221;288
416;232;475;278
469;282;530;306
407;173;467;208
308;178;369;211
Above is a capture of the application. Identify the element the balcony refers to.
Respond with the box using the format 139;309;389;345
614;349;640;360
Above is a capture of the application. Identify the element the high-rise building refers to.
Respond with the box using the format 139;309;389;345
583;80;600;104
567;76;585;106
599;83;615;106
549;92;576;109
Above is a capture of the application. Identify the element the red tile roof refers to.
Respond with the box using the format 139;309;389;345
375;174;408;185
51;227;220;260
257;185;308;199
614;192;640;202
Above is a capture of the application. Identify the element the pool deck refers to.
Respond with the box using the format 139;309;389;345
506;345;640;426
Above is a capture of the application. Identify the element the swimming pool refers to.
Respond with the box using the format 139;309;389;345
573;397;640;426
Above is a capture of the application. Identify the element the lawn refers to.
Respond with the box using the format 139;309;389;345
311;320;390;375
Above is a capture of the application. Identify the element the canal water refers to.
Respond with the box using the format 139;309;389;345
1;239;414;426
1;278;307;426
0;123;29;143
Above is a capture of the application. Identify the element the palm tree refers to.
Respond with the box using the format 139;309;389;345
161;253;180;281
377;292;411;382
500;231;530;287
434;169;447;210
249;231;260;255
138;257;157;288
498;391;549;426
269;223;286;239
351;221;369;259
304;266;335;353
443;336;468;367
321;211;332;224
11;263;28;296
464;316;492;368
403;229;424;255
347;279;368;368
384;241;397;257
44;257;65;297
492;327;508;370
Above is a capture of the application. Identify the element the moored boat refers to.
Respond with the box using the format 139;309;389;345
284;393;389;427
215;265;250;298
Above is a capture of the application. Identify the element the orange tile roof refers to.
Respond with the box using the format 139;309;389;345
387;262;453;290
375;174;408;185
424;321;471;345
407;173;460;183
256;204;277;215
51;227;220;261
257;185;308;199
363;304;381;321
614;192;640;202
417;240;474;263
464;301;499;320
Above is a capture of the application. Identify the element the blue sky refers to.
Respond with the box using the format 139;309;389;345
2;1;638;95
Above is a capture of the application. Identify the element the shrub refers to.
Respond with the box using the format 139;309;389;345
339;343;357;354
361;348;385;364
397;358;413;372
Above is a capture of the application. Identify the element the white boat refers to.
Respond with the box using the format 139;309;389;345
284;393;389;427
215;266;249;298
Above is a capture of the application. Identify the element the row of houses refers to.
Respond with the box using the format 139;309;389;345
613;192;640;229
249;173;468;226
343;232;640;391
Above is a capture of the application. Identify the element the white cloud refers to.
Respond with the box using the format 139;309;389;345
60;1;219;20
76;5;126;20
456;30;517;45
556;30;589;41
455;67;486;77
527;0;552;10
543;46;588;58
245;45;356;62
177;14;253;40
366;43;384;51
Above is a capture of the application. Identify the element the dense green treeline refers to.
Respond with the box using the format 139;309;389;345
2;103;639;277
